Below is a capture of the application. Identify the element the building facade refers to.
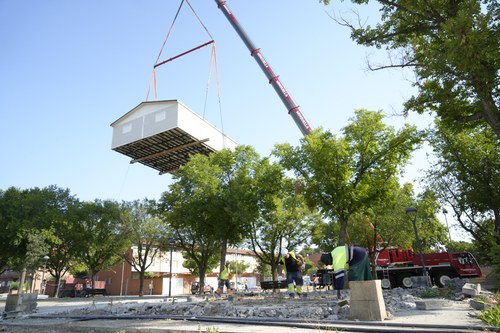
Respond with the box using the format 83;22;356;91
96;248;260;296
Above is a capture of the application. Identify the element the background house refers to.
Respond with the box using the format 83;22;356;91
96;248;259;296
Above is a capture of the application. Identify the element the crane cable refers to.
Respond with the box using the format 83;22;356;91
146;0;217;104
146;0;185;101
204;43;224;135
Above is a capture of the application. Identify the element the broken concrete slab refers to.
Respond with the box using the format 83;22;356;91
469;299;493;311
462;283;481;297
415;299;451;310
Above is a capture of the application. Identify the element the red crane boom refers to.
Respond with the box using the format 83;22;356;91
214;0;312;136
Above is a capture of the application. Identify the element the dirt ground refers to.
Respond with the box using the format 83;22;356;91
0;285;492;333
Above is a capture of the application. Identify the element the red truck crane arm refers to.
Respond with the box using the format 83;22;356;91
214;0;312;136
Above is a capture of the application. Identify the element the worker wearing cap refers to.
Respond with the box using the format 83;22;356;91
279;248;304;298
320;246;372;298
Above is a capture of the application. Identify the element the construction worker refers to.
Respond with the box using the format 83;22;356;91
216;262;232;294
319;245;372;298
279;248;304;298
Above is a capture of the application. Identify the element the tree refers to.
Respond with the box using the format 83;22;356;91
207;146;261;273
322;0;499;139
425;123;499;262
182;253;219;278
122;199;167;297
159;153;225;291
0;186;77;293
159;146;261;290
227;259;251;281
73;199;132;288
274;109;423;246
246;158;322;283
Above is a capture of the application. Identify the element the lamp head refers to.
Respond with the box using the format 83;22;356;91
406;206;418;220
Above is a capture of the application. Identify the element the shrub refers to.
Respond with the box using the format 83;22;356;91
477;306;500;327
420;288;454;299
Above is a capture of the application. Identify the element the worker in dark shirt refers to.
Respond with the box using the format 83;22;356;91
320;246;372;298
279;248;304;298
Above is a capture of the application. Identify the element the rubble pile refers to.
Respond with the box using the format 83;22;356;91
55;281;487;322
68;288;428;321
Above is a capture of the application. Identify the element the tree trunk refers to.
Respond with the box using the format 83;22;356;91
139;271;144;297
18;265;27;294
220;239;228;274
199;266;207;292
338;218;347;246
54;276;62;298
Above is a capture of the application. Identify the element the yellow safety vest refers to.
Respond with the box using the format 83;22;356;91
220;266;229;280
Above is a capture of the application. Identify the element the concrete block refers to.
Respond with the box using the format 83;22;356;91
462;283;481;297
348;280;386;321
415;299;451;310
469;299;493;311
349;280;384;301
349;300;387;321
4;293;37;313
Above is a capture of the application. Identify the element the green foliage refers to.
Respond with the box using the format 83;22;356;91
255;258;272;279
121;199;166;296
427;124;499;265
274;110;423;247
476;306;500;327
160;146;261;286
419;288;454;299
490;243;500;290
246;162;321;281
9;281;29;291
0;186;76;272
321;0;499;139
73;199;132;282
182;252;219;277
228;260;250;277
144;272;160;279
197;325;219;333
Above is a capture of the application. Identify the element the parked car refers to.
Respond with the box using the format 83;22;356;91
190;281;214;295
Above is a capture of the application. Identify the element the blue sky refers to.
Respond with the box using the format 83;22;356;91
1;0;454;233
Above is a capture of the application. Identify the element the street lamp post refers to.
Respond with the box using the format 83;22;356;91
40;255;49;295
405;207;430;287
168;238;175;297
442;208;453;244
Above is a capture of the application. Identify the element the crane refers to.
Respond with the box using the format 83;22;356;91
214;0;312;136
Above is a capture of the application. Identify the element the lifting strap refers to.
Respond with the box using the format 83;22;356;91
146;0;214;101
203;42;224;134
145;0;226;143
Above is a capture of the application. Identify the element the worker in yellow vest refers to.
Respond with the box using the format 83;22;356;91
215;262;232;294
279;248;305;298
320;246;372;298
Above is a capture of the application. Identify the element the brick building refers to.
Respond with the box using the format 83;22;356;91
95;248;259;296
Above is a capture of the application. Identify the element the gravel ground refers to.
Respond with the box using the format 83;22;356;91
0;284;491;333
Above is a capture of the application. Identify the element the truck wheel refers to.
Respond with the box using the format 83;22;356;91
381;278;391;289
434;271;457;288
397;274;414;288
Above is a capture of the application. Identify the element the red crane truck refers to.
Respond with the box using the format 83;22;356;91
317;248;481;289
375;248;482;288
